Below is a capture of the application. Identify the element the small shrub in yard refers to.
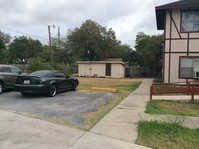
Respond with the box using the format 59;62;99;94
136;121;199;149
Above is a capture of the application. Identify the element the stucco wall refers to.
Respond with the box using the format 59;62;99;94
78;63;124;78
164;9;199;83
78;64;105;77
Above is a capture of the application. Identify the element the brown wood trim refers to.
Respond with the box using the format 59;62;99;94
181;31;199;33
187;33;190;56
165;37;199;40
168;10;182;39
180;56;199;58
165;52;199;54
163;12;166;83
168;9;172;83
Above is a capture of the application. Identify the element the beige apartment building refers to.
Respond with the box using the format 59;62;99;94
156;0;199;83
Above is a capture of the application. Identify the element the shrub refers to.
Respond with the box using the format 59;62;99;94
153;77;163;83
27;57;71;74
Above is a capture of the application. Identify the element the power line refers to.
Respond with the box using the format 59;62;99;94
0;25;48;41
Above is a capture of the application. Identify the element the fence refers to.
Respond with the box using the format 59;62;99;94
150;82;199;101
125;67;159;78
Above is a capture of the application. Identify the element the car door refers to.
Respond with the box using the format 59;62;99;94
1;66;14;88
10;66;21;85
54;72;73;91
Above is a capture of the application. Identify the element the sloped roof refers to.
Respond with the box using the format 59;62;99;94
156;0;199;10
76;61;125;65
155;0;199;30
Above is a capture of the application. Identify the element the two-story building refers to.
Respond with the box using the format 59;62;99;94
156;0;199;83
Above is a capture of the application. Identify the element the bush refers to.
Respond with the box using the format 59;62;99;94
27;57;71;74
153;77;163;83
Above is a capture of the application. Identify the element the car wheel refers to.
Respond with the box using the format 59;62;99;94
0;82;3;94
72;81;78;91
48;84;57;97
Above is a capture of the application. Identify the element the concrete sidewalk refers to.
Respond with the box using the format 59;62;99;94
0;109;151;149
90;79;153;144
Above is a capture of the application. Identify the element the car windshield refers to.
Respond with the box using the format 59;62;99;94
29;71;52;77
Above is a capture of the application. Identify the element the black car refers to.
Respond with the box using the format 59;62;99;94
14;70;79;97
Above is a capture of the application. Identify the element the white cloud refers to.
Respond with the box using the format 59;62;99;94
0;0;177;46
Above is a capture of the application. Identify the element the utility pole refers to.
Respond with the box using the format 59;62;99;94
58;26;61;63
58;26;61;51
48;25;55;62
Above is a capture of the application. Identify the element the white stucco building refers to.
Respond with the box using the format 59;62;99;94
77;59;125;78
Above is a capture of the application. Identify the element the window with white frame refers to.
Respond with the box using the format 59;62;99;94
181;10;199;32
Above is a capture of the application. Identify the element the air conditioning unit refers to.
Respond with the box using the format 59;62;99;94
193;69;199;79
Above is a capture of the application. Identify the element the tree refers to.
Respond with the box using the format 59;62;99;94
118;44;138;66
9;36;43;64
142;35;163;72
51;37;76;64
0;31;11;45
134;32;163;73
0;31;11;63
67;20;121;61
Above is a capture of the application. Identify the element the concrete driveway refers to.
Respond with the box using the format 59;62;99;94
0;90;115;126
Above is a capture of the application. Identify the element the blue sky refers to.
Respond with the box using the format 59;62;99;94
0;0;177;48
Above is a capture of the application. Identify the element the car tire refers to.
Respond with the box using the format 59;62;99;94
48;84;57;97
0;82;3;94
72;81;78;91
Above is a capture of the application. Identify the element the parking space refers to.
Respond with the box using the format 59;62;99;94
0;91;115;126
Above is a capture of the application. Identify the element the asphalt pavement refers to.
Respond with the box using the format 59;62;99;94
0;91;115;126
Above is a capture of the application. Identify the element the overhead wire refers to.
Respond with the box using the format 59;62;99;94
0;25;48;40
0;25;53;45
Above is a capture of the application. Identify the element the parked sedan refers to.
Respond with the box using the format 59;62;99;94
0;64;21;94
14;70;79;97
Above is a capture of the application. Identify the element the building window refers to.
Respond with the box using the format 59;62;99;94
181;10;199;32
179;57;199;79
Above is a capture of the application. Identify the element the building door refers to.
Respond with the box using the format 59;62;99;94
84;64;92;77
105;63;111;76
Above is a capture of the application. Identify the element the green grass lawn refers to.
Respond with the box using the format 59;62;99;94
145;100;199;117
136;121;199;149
